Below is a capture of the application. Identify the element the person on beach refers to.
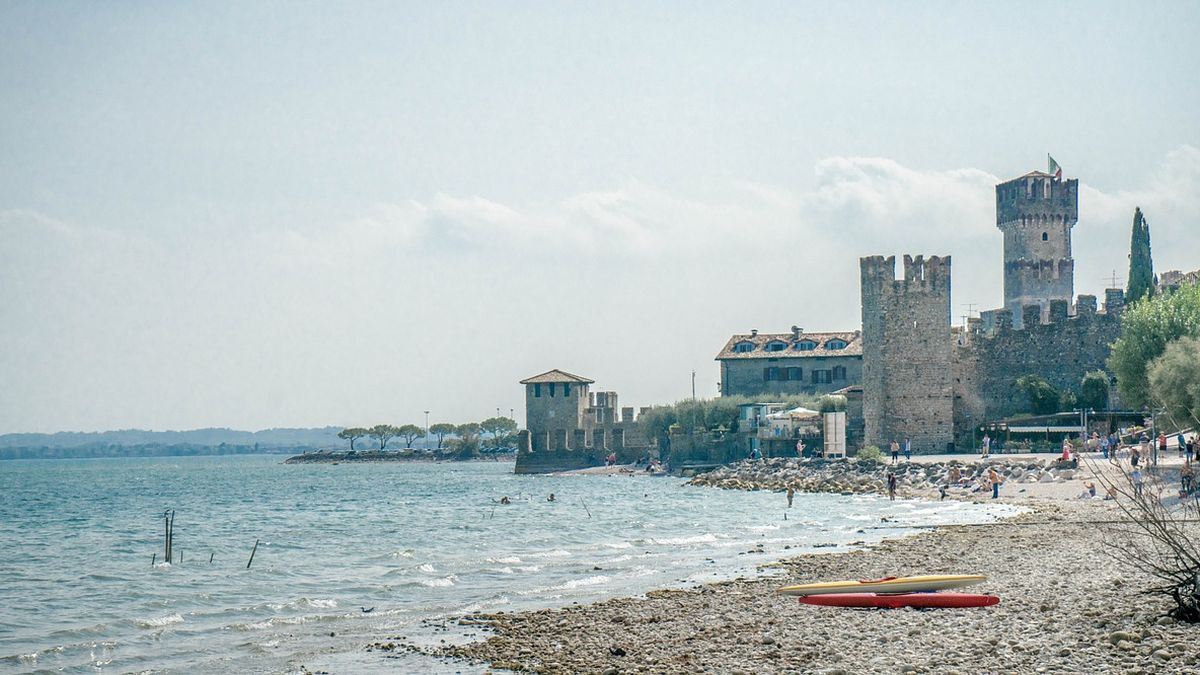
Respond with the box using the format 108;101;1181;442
890;440;900;464
1131;444;1141;467
988;467;1002;499
938;484;948;500
786;485;795;508
1181;464;1194;494
1060;441;1072;462
1159;432;1168;459
886;472;897;501
1179;433;1187;457
948;466;962;485
981;434;990;458
903;438;912;461
1083;481;1097;498
1131;469;1144;498
1100;435;1110;459
1189;436;1196;464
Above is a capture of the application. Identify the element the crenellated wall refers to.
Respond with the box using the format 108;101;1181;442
860;254;955;453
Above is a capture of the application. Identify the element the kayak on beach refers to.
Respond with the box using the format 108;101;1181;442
777;574;986;596
798;592;1000;609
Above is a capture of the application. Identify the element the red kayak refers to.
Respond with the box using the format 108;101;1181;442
799;592;999;609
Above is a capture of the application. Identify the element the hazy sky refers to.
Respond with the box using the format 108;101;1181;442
2;2;1198;433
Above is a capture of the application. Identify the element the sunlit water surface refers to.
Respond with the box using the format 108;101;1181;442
0;456;1018;673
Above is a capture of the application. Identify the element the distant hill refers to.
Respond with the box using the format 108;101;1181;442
0;427;344;459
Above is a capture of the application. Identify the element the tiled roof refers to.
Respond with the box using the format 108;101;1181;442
519;369;595;385
715;331;863;360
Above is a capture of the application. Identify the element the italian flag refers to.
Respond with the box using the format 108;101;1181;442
1048;154;1063;180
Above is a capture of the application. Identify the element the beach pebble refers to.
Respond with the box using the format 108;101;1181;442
1108;631;1139;645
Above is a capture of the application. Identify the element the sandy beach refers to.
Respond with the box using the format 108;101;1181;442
369;454;1200;674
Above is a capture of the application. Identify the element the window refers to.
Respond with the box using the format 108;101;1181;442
763;367;781;381
734;341;755;353
787;367;802;381
563;383;571;396
1042;231;1048;241
833;366;847;381
825;339;848;350
812;370;832;384
534;383;542;397
765;341;787;352
549;382;556;397
794;340;817;351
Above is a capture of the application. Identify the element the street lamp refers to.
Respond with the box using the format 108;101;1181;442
424;410;430;449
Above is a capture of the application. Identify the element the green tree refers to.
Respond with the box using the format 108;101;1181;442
1126;207;1155;304
1108;281;1200;408
336;427;366;451
479;417;518;450
367;424;398;450
1078;371;1111;411
1014;375;1061;415
428;423;456;449
396;424;425;448
1148;337;1200;430
455;422;482;459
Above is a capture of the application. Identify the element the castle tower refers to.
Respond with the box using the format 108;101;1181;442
860;255;954;453
519;369;593;452
996;170;1078;327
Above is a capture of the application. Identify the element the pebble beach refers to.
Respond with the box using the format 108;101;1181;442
378;456;1200;674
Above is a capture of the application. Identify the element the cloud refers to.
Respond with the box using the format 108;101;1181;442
3;148;1198;433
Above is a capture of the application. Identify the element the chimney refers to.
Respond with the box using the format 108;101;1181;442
750;329;758;337
791;325;801;339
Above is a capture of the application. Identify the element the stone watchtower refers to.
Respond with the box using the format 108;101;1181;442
519;369;593;452
996;171;1078;328
860;255;954;453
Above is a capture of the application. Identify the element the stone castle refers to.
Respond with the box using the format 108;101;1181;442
516;165;1133;471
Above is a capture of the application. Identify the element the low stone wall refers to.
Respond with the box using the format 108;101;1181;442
688;456;1079;497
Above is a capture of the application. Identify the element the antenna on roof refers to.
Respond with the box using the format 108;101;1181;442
1105;269;1121;288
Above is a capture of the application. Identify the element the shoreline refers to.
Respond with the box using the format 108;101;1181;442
375;459;1198;674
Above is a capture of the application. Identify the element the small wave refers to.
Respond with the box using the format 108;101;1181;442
600;542;633;549
486;556;523;564
393;550;414;558
515;565;541;573
650;533;718;546
530;549;572;558
298;598;338;609
416;563;436;573
746;525;780;532
420;575;457;588
560;574;610;590
136;614;183;629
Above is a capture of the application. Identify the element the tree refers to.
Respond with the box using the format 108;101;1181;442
479;417;518;450
336;427;366;451
367;424;398;450
429;423;456;449
1126;207;1155;305
1148;337;1200;430
455;422;482;459
1108;281;1200;408
396;424;425;448
1014;375;1061;415
1078;371;1111;411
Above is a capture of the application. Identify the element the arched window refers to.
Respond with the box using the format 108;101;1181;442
765;341;787;352
794;340;817;351
825;339;848;350
733;341;755;353
1042;231;1048;241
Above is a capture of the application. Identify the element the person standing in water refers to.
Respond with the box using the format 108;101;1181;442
886;472;897;501
786;485;795;508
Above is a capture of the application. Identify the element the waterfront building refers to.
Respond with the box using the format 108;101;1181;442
715;327;862;397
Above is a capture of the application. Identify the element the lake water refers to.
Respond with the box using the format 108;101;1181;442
0;456;1018;674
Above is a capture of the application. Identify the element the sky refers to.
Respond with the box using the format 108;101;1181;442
1;1;1198;433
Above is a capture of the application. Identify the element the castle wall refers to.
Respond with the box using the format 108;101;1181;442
952;298;1122;439
525;382;589;452
720;355;862;398
860;254;955;453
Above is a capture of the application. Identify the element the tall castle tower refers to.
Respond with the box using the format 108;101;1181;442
996;170;1078;327
860;255;954;453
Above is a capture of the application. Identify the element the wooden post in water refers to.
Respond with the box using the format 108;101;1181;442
168;510;175;563
163;512;170;563
152;553;156;566
247;539;259;569
209;552;214;564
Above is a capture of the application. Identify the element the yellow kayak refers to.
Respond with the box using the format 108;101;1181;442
777;574;986;597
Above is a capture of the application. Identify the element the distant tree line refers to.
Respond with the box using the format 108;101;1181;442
336;417;518;459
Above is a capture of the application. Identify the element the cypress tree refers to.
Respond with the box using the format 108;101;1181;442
1126;207;1155;304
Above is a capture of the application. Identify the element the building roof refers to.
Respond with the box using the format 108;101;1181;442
519;369;595;385
715;330;863;360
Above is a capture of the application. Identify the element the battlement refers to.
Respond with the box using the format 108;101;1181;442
996;175;1078;227
860;254;951;293
978;293;1115;336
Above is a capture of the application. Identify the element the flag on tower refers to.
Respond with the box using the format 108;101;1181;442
1047;154;1063;180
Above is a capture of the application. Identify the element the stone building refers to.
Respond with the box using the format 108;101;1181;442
715;328;862;397
860;167;1126;453
859;254;955;452
985;170;1078;329
514;369;647;473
